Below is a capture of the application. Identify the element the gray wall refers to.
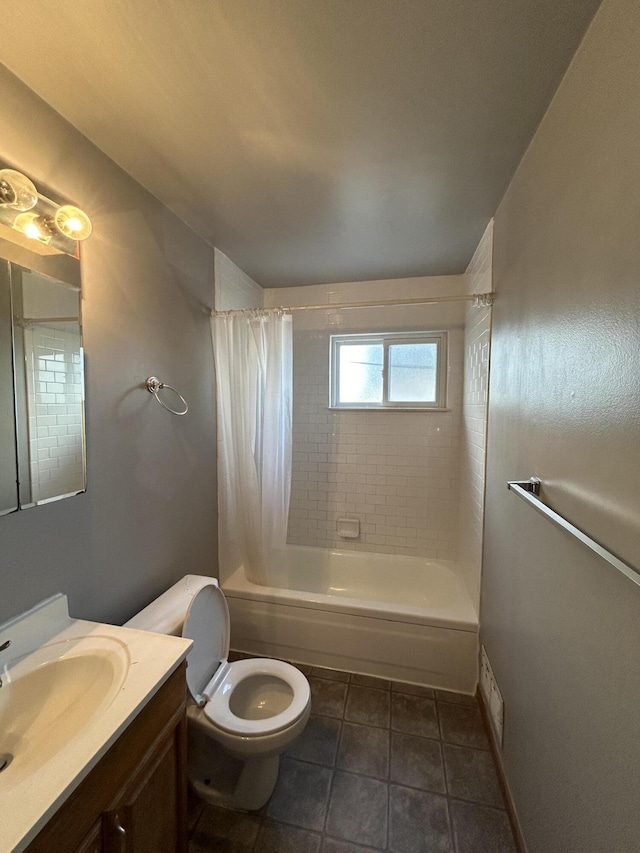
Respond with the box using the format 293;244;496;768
481;0;640;850
0;66;217;626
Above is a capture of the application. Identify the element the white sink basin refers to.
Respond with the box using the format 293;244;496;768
0;593;191;853
0;635;129;785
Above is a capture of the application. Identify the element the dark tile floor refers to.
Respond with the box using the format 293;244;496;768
189;660;518;853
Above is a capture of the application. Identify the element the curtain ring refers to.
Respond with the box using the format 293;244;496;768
146;376;188;416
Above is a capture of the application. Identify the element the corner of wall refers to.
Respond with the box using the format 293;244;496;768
214;249;264;311
457;220;494;612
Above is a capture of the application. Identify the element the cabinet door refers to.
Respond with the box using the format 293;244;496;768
74;820;103;853
105;734;179;853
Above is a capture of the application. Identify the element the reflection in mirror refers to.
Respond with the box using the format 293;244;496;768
0;233;86;514
10;265;85;507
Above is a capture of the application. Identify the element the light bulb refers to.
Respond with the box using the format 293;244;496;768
0;169;38;211
13;212;52;243
54;205;92;240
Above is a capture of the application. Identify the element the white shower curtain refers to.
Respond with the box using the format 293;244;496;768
212;309;293;585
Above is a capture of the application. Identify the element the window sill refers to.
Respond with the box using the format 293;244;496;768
327;406;451;413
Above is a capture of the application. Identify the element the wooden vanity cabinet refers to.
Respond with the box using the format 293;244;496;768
102;725;181;852
25;663;188;853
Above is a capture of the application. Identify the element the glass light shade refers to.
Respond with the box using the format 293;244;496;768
13;212;52;244
0;169;38;211
53;205;92;241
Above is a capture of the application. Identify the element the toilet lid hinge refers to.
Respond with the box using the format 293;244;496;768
195;659;230;707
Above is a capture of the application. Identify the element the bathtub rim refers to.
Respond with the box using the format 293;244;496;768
222;562;478;634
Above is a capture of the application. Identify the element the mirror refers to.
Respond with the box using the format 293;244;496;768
0;236;85;514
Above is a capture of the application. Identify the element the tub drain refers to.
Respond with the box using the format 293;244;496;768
0;753;12;772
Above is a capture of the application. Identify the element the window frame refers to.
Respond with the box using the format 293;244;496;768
329;330;448;410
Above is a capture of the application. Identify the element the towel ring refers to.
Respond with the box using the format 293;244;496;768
146;376;188;416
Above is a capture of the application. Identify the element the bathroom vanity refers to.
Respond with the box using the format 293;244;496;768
25;664;187;853
0;595;192;852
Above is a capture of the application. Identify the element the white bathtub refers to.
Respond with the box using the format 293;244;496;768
223;546;479;693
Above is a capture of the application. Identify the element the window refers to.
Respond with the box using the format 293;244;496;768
330;331;447;409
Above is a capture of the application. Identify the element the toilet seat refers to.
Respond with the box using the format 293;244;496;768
203;658;310;736
181;583;310;738
182;582;230;703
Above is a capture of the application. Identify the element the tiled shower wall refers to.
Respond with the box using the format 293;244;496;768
25;323;84;502
265;276;467;560
457;220;493;609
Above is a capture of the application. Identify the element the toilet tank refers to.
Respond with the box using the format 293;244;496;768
124;574;217;635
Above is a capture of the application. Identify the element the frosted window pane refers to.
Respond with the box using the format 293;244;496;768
388;343;437;402
338;343;383;404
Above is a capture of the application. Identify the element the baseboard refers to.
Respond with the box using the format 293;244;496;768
477;687;528;853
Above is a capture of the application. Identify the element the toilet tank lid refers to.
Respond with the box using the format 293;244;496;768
124;575;218;635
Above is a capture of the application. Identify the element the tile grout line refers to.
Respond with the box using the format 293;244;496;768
448;795;514;813
313;708;491;753
281;753;512;813
441;734;458;853
285;754;452;799
319;701;344;840
386;704;392;851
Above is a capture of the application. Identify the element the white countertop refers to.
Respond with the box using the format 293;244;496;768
0;594;192;853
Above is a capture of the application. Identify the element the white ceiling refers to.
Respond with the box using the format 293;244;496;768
1;1;601;287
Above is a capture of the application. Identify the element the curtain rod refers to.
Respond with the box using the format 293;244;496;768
212;292;495;315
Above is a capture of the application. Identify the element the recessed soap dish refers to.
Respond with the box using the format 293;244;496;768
337;518;360;539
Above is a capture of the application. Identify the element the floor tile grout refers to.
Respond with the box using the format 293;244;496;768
321;728;340;838
287;751;495;803
307;707;491;754
442;735;457;853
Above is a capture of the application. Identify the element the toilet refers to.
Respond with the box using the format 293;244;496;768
125;574;311;810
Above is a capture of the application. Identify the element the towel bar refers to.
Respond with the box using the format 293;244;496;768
507;478;640;589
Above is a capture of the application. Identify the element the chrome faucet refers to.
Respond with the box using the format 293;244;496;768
0;639;11;687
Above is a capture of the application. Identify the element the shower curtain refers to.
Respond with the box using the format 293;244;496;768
212;309;293;585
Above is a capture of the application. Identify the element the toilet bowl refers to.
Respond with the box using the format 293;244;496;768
125;575;311;810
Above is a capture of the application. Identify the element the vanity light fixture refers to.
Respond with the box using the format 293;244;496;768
13;212;51;243
0;169;38;212
52;205;93;241
14;204;93;244
0;165;92;256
